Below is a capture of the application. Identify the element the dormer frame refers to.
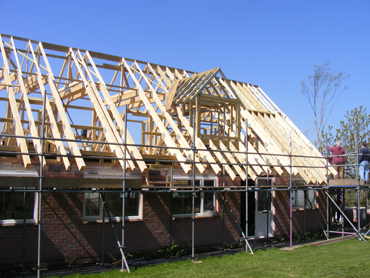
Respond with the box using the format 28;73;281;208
193;94;241;142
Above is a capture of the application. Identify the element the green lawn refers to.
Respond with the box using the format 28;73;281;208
57;239;370;277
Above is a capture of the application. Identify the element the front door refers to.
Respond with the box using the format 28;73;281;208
255;190;273;237
240;178;273;238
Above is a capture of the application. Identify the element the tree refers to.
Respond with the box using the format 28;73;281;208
320;106;370;178
301;61;349;146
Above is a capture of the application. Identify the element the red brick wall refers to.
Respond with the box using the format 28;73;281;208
0;189;242;266
273;177;327;237
1;174;328;266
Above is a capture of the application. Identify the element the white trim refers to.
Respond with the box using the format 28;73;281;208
172;176;217;217
0;170;38;177
82;177;143;222
0;191;37;226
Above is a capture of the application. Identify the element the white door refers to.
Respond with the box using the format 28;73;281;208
255;190;273;238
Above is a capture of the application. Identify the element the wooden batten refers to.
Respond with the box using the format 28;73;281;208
0;34;330;186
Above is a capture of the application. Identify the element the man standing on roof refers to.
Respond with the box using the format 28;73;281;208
358;141;370;183
327;141;346;179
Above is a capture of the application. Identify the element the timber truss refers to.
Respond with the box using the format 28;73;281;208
0;34;335;184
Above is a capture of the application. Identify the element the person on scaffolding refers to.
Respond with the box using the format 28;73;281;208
327;140;347;179
358;141;370;183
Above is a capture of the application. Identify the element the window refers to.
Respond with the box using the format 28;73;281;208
258;191;272;211
83;180;142;221
256;179;272;211
172;178;216;216
292;189;316;209
0;191;36;225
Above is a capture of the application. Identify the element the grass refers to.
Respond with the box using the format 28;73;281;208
54;239;370;277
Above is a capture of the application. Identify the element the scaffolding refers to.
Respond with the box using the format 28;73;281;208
0;34;368;277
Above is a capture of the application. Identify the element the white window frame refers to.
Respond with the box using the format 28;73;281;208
172;176;217;217
83;178;142;222
291;180;317;209
0;190;37;225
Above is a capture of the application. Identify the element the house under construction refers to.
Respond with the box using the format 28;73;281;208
1;34;365;273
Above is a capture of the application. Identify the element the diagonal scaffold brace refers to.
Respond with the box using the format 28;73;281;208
100;193;130;273
304;190;329;240
221;192;254;254
324;190;366;242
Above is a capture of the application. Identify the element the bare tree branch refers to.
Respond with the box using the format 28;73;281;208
301;61;349;147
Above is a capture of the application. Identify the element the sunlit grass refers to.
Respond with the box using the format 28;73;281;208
57;239;370;277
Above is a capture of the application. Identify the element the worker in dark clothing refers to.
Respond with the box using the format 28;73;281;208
327;141;346;179
358;141;370;183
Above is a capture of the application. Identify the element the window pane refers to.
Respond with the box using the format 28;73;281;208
104;192;121;217
84;192;100;217
103;192;140;217
203;192;214;212
258;191;271;211
125;192;140;217
296;190;305;208
306;190;316;208
204;180;214;187
173;180;200;187
0;192;34;220
172;192;200;214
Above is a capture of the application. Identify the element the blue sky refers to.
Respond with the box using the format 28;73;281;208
2;0;369;143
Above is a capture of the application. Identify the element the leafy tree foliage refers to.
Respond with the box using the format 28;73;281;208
320;106;370;178
301;61;349;146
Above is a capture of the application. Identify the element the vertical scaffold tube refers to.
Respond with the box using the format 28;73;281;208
37;89;47;278
169;167;173;257
245;119;249;253
355;132;361;231
191;107;196;261
222;166;225;251
121;106;128;272
289;132;293;248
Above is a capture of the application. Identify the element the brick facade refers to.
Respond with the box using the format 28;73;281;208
0;190;241;267
273;177;327;237
0;175;328;267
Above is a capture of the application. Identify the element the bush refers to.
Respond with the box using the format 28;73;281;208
293;230;326;242
127;245;188;261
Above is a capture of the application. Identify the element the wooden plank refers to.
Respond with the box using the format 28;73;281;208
29;44;75;170
328;179;364;187
122;58;192;174
165;79;179;111
80;150;115;157
261;113;321;183
139;63;207;174
253;85;334;179
209;140;236;180
70;50;133;171
223;121;266;176
11;38;46;168
28;43;71;170
134;61;208;173
39;43;86;171
219;141;246;181
248;84;325;183
230;81;298;176
0;36;31;168
0;72;16;90
175;106;221;175
0;145;20;152
85;51;147;173
228;141;257;180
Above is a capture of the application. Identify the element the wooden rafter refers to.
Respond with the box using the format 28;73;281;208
0;34;330;185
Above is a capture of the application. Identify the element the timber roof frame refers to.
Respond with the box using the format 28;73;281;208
0;34;335;185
